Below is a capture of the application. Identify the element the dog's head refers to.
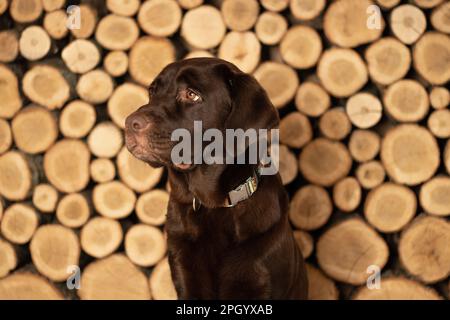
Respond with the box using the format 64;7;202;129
125;58;279;171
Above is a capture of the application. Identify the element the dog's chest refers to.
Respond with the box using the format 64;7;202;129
170;209;239;260
166;209;246;297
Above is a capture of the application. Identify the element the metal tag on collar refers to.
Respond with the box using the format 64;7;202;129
247;172;258;193
228;183;249;206
192;197;201;211
226;170;259;207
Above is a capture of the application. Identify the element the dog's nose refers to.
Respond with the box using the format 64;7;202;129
126;114;150;133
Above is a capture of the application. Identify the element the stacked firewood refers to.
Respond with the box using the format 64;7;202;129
0;0;449;300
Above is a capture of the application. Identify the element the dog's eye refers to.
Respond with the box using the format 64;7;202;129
180;88;202;103
187;90;200;101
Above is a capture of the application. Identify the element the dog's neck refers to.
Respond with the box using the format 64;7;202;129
167;162;259;209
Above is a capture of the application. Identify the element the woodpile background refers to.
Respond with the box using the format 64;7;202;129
0;0;449;300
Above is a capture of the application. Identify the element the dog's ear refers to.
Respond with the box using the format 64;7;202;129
216;62;279;131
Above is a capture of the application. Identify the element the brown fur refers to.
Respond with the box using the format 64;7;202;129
125;58;307;299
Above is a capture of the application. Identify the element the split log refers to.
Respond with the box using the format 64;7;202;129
43;139;91;193
346;92;382;129
104;51;128;77
70;4;97;39
280;25;322;69
364;183;416;233
431;2;450;33
278;145;298;185
288;184;333;231
76;69;114;104
381;124;440;186
290;0;326;21
107;0;140;17
0;31;19;63
0;119;12;154
293;230;314;259
391;5;426;45
299;138;352;187
95;14;139;51
93;181;136;219
116;147;164;193
446;140;450;175
365;37;411;85
56;193;91;228
356;160;386;190
88;122;123;158
136;189;169;226
108;82;149;129
316;218;389;285
59;100;96;139
375;0;400;9
43;10;68;40
218;31;261;73
332;177;361;213
323;0;384;48
419;176;450;217
0;238;17;278
0;0;7;15
30;224;80;282
19;26;51;61
0;151;34;201
221;0;259;32
253;61;298;108
295;82;330;117
61;39;100;74
317;48;368;98
414;0;444;9
399;216;450;283
42;0;65;12
125;224;166;267
348;129;380;162
260;0;289;12
413;32;450;85
149;257;178;300
90;158;116;183
306;263;339;300
319;108;351;141
184;50;214;59
0;273;63;300
181;5;226;49
80;217;123;258
0;64;22;119
1;203;38;244
353;277;442;300
279;112;312;149
78;254;151;300
429;86;449;110
178;0;203;10
128;36;176;87
10;0;42;23
22;65;70;110
11;105;58;154
428;109;450;138
32;183;58;214
254;12;287;46
383;79;429;122
138;0;182;37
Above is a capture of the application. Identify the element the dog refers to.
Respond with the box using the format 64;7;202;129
125;58;307;299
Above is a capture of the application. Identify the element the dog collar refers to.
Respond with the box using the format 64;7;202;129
192;168;260;211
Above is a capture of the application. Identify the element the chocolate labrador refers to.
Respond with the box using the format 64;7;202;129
125;58;307;299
